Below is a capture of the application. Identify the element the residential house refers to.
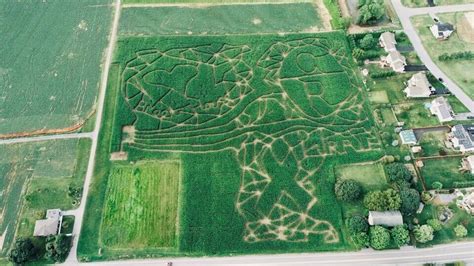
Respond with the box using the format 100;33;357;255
382;50;407;73
430;97;454;122
404;72;433;98
457;191;474;215
379;32;397;52
449;124;474;152
430;22;455;40
368;211;404;227
33;209;62;237
462;155;474;174
399;129;417;145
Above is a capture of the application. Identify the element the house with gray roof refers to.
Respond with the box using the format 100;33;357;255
430;97;454;122
382;50;406;73
379;32;397;52
449;124;474;152
430;22;455;40
33;209;62;237
404;72;433;98
368;211;403;227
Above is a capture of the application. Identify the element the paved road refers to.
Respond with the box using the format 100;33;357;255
65;0;122;263
391;0;474;112
90;241;474;266
0;132;93;145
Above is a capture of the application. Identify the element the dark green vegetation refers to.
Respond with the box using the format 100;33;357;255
356;0;385;25
421;158;474;190
119;3;325;36
79;32;384;260
0;0;112;134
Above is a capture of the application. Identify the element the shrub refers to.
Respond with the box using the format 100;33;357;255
370;226;391;250
364;188;401;211
352;232;370;248
45;234;72;262
400;188;420;215
335;179;362;202
454;225;468;238
359;34;377;50
413;225;434;243
8;238;38;264
391;225;410;247
432;181;443;190
347;215;369;234
453;181;474;188
370;70;396;79
421;191;432;203
426;219;443;231
438;51;474;61
385;163;412;183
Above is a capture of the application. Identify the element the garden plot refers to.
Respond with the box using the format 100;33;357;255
0;0;112;135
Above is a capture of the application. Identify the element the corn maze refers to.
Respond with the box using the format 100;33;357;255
114;34;381;247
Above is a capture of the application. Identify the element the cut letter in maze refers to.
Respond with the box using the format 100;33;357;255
118;36;381;244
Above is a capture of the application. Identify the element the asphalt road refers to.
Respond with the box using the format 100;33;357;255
391;0;474;112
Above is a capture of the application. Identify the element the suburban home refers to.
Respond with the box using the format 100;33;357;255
462;155;474;174
379;32;397;52
399;129;417;145
404;72;433;98
430;21;455;40
457;190;474;215
368;211;404;227
381;50;406;73
430;97;454;122
33;209;62;237
449;124;474;152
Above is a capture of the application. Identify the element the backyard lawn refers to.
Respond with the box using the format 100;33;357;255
393;101;440;128
417;131;455;157
403;0;474;7
421;157;474;189
335;162;388;192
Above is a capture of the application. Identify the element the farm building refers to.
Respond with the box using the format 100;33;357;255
382;50;406;73
368;211;403;227
404;72;433;98
33;209;62;237
462;155;474;174
430;97;454;122
399;129;417;145
379;32;397;52
430;21;455;40
449;124;474;152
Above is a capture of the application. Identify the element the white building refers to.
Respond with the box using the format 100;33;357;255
430;97;454;122
368;211;404;227
399;129;417;145
379;32;397;52
404;72;433;98
430;22;455;40
33;209;62;237
449;125;474;152
383;50;406;73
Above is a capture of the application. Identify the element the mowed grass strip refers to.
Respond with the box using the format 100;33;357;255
101;161;181;249
335;162;388;191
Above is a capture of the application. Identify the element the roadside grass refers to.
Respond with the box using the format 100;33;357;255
61;216;75;235
412;13;474;99
402;0;474;7
393;102;440;128
447;95;470;114
119;3;325;36
100;161;181;249
335;162;388;192
421;157;473;189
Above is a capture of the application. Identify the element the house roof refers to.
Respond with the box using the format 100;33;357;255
400;129;417;144
33;219;59;237
452;124;474;150
387;50;406;64
46;209;61;220
368;211;404;227
380;32;397;51
431;97;453;121
404;72;432;97
436;22;454;32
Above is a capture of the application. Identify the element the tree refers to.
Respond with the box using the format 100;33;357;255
45;235;72;262
370;226;391;250
384;189;401;210
352;232;370;248
426;219;443;231
432;181;443;190
356;0;385;25
391;225;410;247
8;237;37;264
347;215;369;234
413;225;434;243
335;179;362;202
385;163;412;183
454;225;468;238
400;188;420;215
364;190;385;211
359;34;377;50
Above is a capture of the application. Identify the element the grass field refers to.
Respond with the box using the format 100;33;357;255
421;157;473;189
101;161;181;249
0;0;112;135
0;139;90;258
119;3;326;36
368;91;389;104
417;131;455;157
402;0;474;7
335;162;388;191
412;13;474;99
78;32;384;260
394;101;440;128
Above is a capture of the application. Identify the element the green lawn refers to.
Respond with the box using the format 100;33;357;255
335;162;388;192
402;0;474;7
380;107;398;125
0;0;112;134
368;91;389;104
447;95;470;114
367;73;410;105
101;161;181;249
393;102;440;128
421;157;474;189
417;131;455;157
124;0;310;3
412;13;474;99
119;3;326;36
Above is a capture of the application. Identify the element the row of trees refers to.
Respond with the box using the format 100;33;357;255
438;51;474;61
9;235;71;264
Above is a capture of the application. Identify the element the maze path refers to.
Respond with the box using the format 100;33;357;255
117;36;381;244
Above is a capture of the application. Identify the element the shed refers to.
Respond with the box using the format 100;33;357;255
368;211;404;227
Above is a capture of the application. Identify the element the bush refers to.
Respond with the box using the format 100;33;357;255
359;34;377;50
45;234;72;262
370;70;396;79
413;224;434;243
352;232;370;248
432;181;443;190
421;191;433;203
453;181;474;188
391;225;410;247
347;215;369;234
370;226;391;250
454;225;468;238
335;179;363;202
400;188;420;215
427;219;443;231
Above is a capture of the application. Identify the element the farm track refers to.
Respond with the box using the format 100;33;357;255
122;0;312;8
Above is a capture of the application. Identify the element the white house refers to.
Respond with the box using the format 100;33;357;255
404;72;433;98
383;50;406;73
368;211;404;227
430;22;455;40
33;209;62;237
449;124;474;152
379;32;397;52
430;97;454;122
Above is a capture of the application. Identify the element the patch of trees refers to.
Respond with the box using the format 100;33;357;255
8;235;72;264
356;0;385;25
364;188;401;211
335;179;363;202
438;51;474;61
